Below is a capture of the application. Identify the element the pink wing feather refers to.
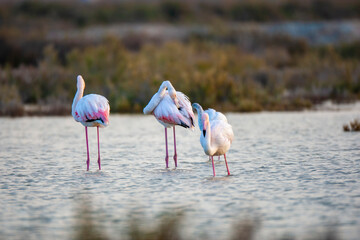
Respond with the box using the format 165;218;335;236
153;92;194;129
74;94;110;127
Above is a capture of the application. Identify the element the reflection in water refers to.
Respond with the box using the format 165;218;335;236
73;194;109;240
72;194;339;240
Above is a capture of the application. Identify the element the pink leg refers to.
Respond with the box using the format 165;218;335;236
224;154;230;175
164;128;169;168
173;126;178;168
97;126;101;170
85;127;90;171
211;156;216;177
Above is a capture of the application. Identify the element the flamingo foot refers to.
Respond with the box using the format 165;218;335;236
97;126;101;170
165;156;169;168
211;156;216;177
164;127;169;168
224;154;230;176
173;154;178;168
85;127;90;171
98;158;101;170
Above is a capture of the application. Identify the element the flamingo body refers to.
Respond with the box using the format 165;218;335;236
73;94;109;127
200;118;234;156
153;92;194;129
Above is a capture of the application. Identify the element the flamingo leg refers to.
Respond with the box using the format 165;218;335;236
97;126;101;170
224;154;230;175
211;156;216;177
85;127;90;171
173;126;178;168
164;128;169;168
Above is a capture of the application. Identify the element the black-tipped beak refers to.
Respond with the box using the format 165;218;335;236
203;129;206;137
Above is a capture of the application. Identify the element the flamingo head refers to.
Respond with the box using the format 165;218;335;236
202;113;209;137
77;75;85;90
192;103;202;114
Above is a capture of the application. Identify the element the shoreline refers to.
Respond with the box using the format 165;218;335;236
2;100;359;117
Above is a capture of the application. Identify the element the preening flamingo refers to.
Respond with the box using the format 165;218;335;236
192;103;234;176
143;80;195;168
72;75;110;171
192;103;228;161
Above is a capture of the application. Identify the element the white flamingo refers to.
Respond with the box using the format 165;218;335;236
72;75;110;171
192;103;233;176
143;80;195;168
192;103;228;161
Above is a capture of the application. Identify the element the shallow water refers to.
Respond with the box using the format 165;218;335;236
0;111;359;240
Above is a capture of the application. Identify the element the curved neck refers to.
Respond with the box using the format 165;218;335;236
143;81;176;114
72;87;84;117
192;104;204;130
203;120;214;155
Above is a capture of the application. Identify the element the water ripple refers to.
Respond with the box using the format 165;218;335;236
0;112;360;239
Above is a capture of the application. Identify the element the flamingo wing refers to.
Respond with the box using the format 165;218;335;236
211;120;234;148
153;94;193;128
176;91;195;129
74;94;110;127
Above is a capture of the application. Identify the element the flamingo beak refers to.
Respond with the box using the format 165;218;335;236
202;122;207;137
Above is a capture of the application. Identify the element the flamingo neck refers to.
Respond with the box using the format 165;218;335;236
72;87;84;117
143;81;176;114
203;120;214;155
193;104;204;130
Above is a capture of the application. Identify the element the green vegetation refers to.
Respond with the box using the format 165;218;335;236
1;0;360;116
1;37;360;116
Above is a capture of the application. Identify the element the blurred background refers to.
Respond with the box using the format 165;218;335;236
1;0;360;116
1;1;360;239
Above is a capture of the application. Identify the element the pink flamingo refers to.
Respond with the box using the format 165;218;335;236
193;103;234;177
143;81;195;168
72;75;110;171
192;103;228;162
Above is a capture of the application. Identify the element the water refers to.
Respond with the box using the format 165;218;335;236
0;111;359;240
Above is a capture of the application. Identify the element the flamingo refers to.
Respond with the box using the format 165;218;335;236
192;103;228;161
192;103;234;176
72;75;110;171
143;80;195;168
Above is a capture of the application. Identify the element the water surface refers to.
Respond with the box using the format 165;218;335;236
0;111;359;239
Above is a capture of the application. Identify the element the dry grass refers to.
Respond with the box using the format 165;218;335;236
343;119;360;132
2;37;360;116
